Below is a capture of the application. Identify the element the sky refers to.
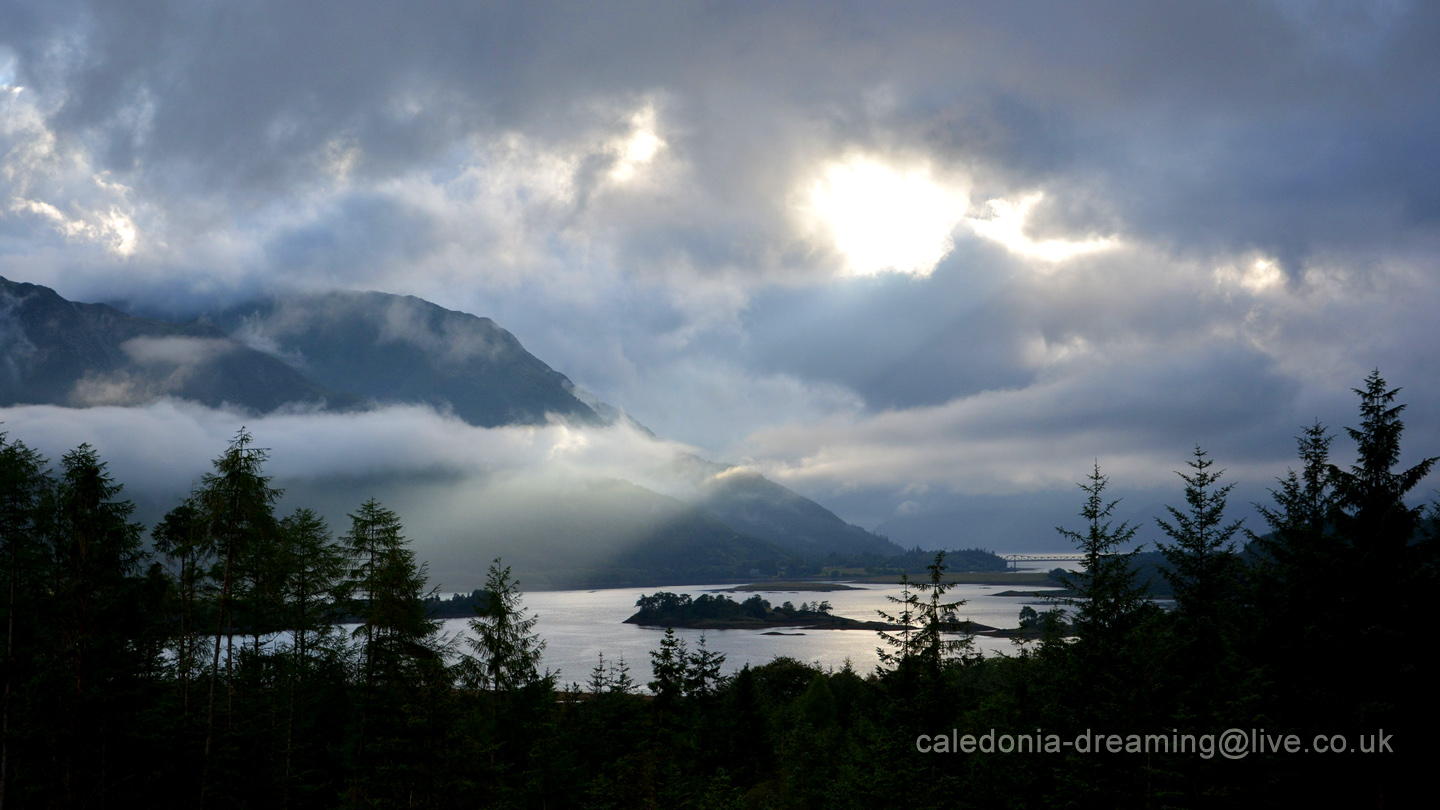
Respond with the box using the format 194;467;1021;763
3;1;1439;553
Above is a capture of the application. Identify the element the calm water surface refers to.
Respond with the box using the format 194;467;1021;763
442;575;1065;686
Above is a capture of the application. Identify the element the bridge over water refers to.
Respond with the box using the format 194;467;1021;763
999;553;1088;571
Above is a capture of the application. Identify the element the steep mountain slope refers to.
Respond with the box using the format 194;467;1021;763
3;277;902;569
1;277;356;412
206;291;600;427
201;290;900;558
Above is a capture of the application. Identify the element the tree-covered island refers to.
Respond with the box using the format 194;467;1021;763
625;591;905;630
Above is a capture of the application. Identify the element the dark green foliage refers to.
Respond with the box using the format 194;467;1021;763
1055;463;1150;648
909;551;975;670
340;498;451;808
1156;446;1244;625
1154;446;1245;723
0;435;50;810
875;574;920;667
462;559;547;694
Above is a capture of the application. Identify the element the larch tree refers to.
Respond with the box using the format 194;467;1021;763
192;429;283;808
340;498;446;807
46;444;154;807
0;435;51;810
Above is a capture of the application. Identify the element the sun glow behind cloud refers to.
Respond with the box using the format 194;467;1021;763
805;157;968;277
968;193;1117;263
606;104;665;184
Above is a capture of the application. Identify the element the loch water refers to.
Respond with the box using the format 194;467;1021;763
441;576;1066;685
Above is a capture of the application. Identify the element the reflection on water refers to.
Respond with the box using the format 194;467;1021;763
442;579;1066;686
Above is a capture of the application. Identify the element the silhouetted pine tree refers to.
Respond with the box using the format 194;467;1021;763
1057;463;1148;648
340;498;449;808
275;508;347;808
1049;462;1161;809
153;498;213;722
1246;422;1344;721
193;429;283;808
1325;372;1437;804
45;445;161;807
0;435;51;810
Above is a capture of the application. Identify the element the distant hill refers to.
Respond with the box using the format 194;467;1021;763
204;290;600;428
1;277;357;413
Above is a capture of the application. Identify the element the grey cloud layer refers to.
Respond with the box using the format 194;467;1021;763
2;1;1438;532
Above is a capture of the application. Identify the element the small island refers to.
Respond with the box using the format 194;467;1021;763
625;591;904;631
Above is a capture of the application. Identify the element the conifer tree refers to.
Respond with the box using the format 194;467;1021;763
1328;371;1437;605
648;628;689;705
1247;421;1342;691
194;429;282;807
608;654;637;695
153;497;212;718
275;508;345;803
586;652;613;695
1156;446;1243;633
46;444;154;806
343;498;442;689
340;498;446;807
0;435;50;810
463;558;546;696
1325;371;1437;743
910;551;974;670
875;574;919;668
1057;463;1147;646
685;633;726;697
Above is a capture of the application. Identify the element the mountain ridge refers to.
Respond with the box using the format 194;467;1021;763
1;277;903;564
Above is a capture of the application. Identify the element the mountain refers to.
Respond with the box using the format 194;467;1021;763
459;478;798;589
669;455;903;558
0;277;357;412
2;277;903;571
195;290;901;559
204;291;600;427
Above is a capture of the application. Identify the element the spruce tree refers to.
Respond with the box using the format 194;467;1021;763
1057;463;1147;646
1325;372;1437;751
875;574;919;669
463;558;546;695
648;628;689;705
1155;446;1243;635
685;633;726;697
1328;371;1437;611
910;551;974;670
1246;422;1343;716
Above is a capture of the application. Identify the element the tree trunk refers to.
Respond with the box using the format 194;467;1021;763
201;544;234;809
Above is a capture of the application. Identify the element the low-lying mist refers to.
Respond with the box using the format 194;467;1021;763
0;399;739;590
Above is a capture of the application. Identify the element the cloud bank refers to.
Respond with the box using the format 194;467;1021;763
3;1;1438;544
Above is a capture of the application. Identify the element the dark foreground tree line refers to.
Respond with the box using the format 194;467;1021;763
0;369;1436;808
